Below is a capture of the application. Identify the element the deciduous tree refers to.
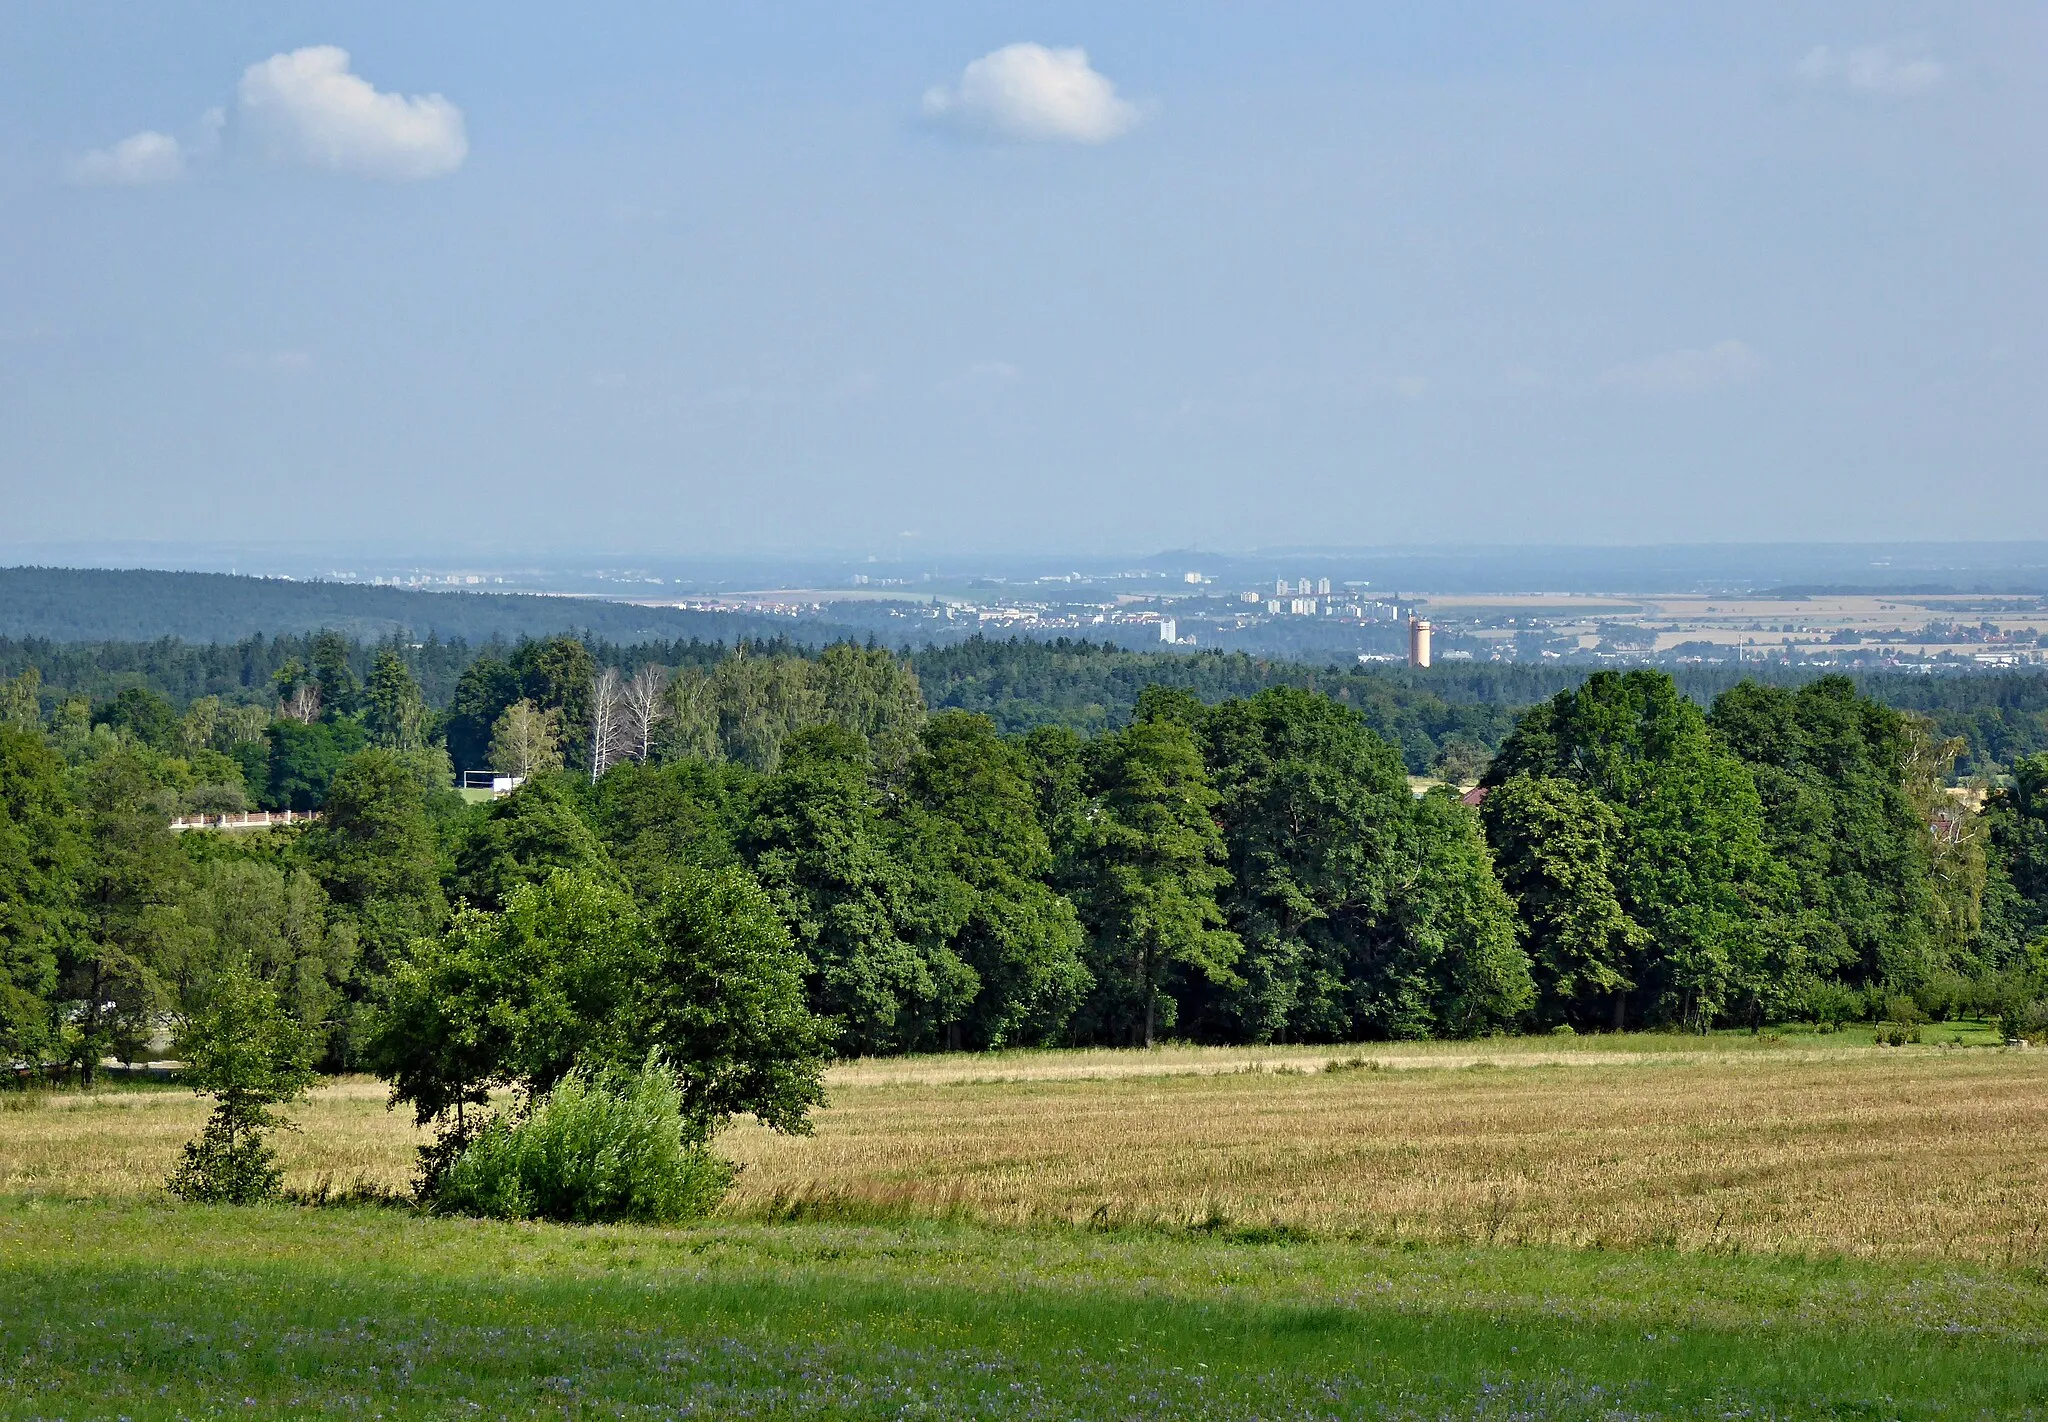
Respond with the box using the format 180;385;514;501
490;699;563;779
1071;717;1239;1047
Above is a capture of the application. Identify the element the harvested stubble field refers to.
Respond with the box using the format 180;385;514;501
7;1037;2048;1418
6;1033;2043;1264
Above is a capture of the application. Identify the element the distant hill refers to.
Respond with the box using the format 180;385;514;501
0;566;865;645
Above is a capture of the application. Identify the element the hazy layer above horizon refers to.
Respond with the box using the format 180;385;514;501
3;5;2043;553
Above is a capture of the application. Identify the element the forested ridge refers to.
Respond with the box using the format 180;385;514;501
0;566;865;646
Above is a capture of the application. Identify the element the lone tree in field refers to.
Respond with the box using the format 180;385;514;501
167;959;316;1204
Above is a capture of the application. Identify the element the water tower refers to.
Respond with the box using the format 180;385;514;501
1408;617;1433;669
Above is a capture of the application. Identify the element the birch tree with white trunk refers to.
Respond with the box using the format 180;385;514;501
589;667;626;782
620;664;671;763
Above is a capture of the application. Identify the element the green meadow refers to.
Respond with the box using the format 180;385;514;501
3;1197;2045;1419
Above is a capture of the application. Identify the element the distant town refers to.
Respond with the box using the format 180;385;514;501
263;557;2048;671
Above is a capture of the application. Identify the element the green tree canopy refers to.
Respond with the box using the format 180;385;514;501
0;724;75;1065
367;866;830;1150
445;655;523;773
743;723;975;1053
450;774;617;912
367;870;643;1132
62;749;185;1079
1708;676;1935;987
1364;789;1533;1038
513;637;597;769
1196;686;1412;1042
1070;716;1239;1046
1481;774;1645;1027
167;957;317;1203
598;863;834;1133
1485;670;1787;1028
264;719;370;811
309;630;360;719
364;647;429;752
95;686;180;751
301;748;447;979
581;757;757;901
1985;751;2048;958
175;858;357;1064
897;711;1089;1048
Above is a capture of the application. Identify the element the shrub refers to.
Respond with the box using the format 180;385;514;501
1996;998;2048;1046
431;1057;735;1224
1798;980;1861;1030
1882;995;1927;1027
167;960;315;1205
1912;971;1974;1023
1874;1022;1922;1047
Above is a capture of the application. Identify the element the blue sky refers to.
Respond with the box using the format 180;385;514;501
2;4;2043;556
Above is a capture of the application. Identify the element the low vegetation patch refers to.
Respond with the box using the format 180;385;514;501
2;1199;2045;1420
430;1058;734;1224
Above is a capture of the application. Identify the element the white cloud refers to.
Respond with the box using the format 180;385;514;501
67;130;186;186
1599;340;1767;397
1796;44;1947;97
923;43;1140;144
238;46;466;180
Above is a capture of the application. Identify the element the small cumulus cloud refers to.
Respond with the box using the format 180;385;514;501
66;130;187;186
1599;340;1766;397
1796;44;1947;98
238;46;467;180
923;43;1140;144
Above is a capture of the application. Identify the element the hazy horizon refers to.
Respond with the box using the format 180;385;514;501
5;5;2044;551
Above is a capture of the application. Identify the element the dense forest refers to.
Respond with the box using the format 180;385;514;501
3;631;2046;1102
5;629;2047;777
0;566;867;645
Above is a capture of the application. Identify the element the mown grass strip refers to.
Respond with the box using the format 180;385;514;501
2;1200;2044;1418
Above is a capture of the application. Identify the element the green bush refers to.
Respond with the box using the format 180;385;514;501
168;1110;286;1203
1798;980;1861;1029
166;960;315;1206
1911;971;1969;1023
1995;998;2048;1046
1882;995;1927;1028
431;1057;736;1224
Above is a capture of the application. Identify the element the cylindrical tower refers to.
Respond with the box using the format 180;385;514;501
1408;617;1433;669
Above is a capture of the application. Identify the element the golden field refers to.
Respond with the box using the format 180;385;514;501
5;1037;2044;1263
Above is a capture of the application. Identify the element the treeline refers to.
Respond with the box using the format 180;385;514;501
4;635;2048;1096
10;629;2048;782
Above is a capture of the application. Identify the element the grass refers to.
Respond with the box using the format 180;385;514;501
4;1034;2047;1415
2;1198;2046;1418
4;1032;2044;1261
